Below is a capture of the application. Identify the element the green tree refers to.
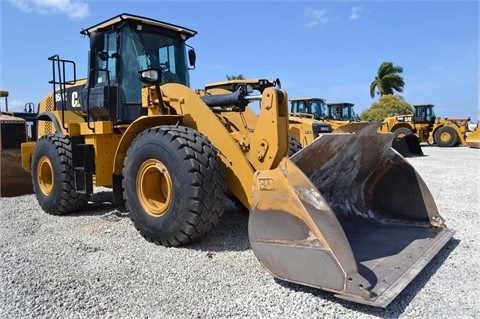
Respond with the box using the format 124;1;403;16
361;94;413;121
226;74;245;80
370;62;405;98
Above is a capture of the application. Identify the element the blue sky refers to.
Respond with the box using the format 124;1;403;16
1;0;479;121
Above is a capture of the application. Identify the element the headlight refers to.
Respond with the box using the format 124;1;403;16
139;68;162;84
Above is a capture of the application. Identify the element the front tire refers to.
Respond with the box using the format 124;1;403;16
393;127;413;139
31;135;89;215
122;126;227;246
434;126;458;147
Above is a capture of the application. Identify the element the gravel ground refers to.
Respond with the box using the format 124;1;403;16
1;145;479;319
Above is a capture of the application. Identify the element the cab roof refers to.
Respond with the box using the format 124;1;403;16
413;104;435;107
80;13;197;39
327;102;355;107
290;97;326;102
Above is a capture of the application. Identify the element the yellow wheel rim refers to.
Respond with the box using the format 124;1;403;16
439;131;452;143
37;156;54;195
137;159;173;217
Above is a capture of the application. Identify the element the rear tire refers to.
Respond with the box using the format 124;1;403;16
31;135;89;215
122;126;227;246
288;135;303;156
434;126;458;147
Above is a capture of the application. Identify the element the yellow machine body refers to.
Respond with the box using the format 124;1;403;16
465;122;480;148
21;13;454;308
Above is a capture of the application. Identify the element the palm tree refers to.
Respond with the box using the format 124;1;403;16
370;62;405;98
226;74;245;80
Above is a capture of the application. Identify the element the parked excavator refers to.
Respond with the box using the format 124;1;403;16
0;91;37;196
21;13;454;308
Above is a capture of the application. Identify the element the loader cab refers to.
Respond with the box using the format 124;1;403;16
413;104;436;124
326;102;359;121
81;14;197;123
290;98;327;120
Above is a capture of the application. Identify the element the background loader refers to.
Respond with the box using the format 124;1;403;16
466;121;480;148
465;109;480;148
326;102;359;122
288;97;333;147
290;98;368;130
21;13;454;308
380;103;474;147
0;90;37;196
287;97;422;156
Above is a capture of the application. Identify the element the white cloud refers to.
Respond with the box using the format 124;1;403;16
305;7;328;28
350;6;363;20
9;0;89;19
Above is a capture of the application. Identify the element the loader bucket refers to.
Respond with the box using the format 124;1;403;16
466;129;480;148
392;134;423;157
249;123;454;308
332;121;373;133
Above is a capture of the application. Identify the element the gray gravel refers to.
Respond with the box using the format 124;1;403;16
1;145;479;319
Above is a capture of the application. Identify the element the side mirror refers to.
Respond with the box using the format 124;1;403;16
188;49;196;69
90;32;104;52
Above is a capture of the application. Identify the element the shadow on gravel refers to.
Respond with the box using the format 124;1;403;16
67;190;127;217
66;191;252;252
188;200;251;253
274;237;460;318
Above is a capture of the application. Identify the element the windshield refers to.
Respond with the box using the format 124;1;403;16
309;99;327;119
426;106;435;121
329;104;355;120
342;106;355;120
121;24;190;102
290;99;326;119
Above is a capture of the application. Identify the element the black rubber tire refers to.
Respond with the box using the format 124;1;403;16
393;127;413;139
31;135;89;215
288;135;303;157
434;126;459;147
122;126;227;246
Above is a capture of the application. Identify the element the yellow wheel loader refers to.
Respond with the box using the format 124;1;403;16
289;98;374;147
326;102;359;122
380;104;471;147
465;121;480;148
321;102;425;157
321;102;424;156
288;97;332;147
1;91;37;197
21;13;454;308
